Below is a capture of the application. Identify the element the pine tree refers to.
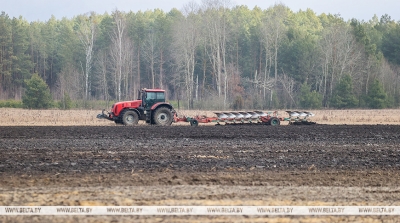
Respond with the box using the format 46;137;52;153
330;75;358;108
299;83;322;109
22;74;53;109
366;79;387;109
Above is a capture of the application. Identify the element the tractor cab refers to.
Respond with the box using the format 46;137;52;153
140;89;166;110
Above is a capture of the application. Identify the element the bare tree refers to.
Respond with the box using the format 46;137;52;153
111;10;124;101
75;12;98;101
268;4;288;82
172;2;200;109
259;23;274;101
278;71;296;108
318;23;363;106
110;10;134;101
124;40;135;99
95;50;110;101
260;3;289;104
57;63;81;101
225;62;243;100
142;27;158;89
379;60;399;100
244;70;275;93
201;0;231;108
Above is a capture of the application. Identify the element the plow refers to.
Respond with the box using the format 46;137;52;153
174;110;316;126
97;88;316;127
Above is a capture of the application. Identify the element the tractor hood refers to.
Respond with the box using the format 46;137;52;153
113;99;142;107
111;100;142;116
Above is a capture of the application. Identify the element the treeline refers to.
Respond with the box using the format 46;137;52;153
1;1;400;110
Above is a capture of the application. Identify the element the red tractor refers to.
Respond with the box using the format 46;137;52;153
97;88;176;126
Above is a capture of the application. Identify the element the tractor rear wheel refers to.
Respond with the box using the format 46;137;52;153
153;107;173;126
269;117;280;126
121;110;139;126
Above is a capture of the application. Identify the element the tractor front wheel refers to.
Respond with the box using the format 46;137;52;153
153;107;173;126
121;110;139;126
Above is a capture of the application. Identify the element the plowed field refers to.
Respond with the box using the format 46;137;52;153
1;125;400;222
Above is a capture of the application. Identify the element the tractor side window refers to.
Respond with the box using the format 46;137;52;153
147;92;156;100
157;92;165;100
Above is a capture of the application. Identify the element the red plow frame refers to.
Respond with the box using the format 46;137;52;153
174;111;284;126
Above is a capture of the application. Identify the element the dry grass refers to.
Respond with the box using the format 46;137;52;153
0;108;111;126
309;109;400;125
1;108;399;126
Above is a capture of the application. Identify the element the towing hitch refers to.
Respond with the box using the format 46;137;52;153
97;109;113;121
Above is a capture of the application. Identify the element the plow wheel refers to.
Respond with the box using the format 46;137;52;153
153;107;173;126
121;110;139;126
190;119;199;127
269;117;280;126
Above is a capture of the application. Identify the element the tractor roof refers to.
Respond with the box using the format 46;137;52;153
143;88;165;92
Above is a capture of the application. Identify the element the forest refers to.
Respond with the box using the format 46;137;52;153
0;0;400;110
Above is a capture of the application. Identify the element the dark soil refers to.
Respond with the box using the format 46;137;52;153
1;125;400;186
1;125;400;222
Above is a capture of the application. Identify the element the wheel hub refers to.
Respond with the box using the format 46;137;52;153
126;115;134;123
157;113;168;124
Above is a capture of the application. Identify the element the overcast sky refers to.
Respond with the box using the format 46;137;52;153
1;0;399;22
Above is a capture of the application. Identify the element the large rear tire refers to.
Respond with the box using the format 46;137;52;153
152;107;173;126
121;110;139;126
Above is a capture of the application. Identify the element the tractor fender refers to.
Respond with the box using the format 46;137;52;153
150;102;173;111
119;108;140;118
